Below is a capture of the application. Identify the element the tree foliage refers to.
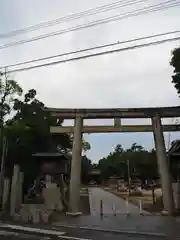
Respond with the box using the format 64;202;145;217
81;140;92;183
82;140;91;154
0;73;23;162
6;88;71;160
170;47;180;95
2;87;72;187
98;143;158;182
81;155;92;184
0;73;22;121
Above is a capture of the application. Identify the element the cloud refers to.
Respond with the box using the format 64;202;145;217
1;0;180;160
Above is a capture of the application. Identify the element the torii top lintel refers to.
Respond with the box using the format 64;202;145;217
45;106;180;119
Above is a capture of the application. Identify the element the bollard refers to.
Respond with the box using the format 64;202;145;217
42;212;49;224
112;203;116;216
126;198;129;215
139;199;143;215
21;211;29;223
32;210;40;224
100;200;103;216
152;186;156;204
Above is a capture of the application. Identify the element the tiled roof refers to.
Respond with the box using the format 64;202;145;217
168;140;180;156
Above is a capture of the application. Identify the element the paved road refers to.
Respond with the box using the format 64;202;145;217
89;187;150;215
0;227;170;240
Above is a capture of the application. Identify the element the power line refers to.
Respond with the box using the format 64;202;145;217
3;35;180;74
0;0;179;50
0;0;145;38
1;29;180;70
1;0;178;48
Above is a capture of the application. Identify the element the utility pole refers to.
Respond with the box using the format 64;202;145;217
0;136;8;208
0;68;8;208
127;159;131;192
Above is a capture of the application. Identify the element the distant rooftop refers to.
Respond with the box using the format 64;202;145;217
32;152;64;157
168;140;180;156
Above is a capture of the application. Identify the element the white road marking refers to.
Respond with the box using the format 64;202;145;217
0;230;50;239
0;224;66;236
0;226;92;240
0;230;19;236
58;236;92;240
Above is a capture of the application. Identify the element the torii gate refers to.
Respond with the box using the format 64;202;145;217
46;106;180;216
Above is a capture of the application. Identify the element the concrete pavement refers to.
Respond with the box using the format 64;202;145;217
53;188;180;237
89;187;150;215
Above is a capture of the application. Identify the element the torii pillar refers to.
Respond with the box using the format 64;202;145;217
67;115;83;215
152;115;175;215
114;118;121;127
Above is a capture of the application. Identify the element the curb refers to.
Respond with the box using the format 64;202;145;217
53;223;168;237
0;220;174;238
0;224;66;236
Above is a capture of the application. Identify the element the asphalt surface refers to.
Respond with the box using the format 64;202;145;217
0;227;174;240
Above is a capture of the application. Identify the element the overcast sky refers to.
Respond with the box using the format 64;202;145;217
0;0;180;161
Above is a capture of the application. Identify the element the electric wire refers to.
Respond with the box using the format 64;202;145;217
2;35;180;74
0;0;179;50
0;29;179;70
0;0;146;38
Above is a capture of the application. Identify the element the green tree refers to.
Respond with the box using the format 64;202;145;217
81;140;92;183
68;136;91;154
6;89;71;162
98;144;126;180
81;155;92;184
0;72;22;121
4;89;72;191
0;73;23;200
0;72;22;155
98;143;159;182
82;140;91;154
170;47;180;94
114;144;124;153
